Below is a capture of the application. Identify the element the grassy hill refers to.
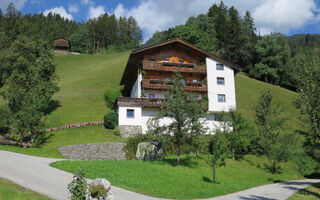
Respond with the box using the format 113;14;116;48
0;52;303;158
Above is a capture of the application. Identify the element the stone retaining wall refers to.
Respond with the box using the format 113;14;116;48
58;142;126;160
119;125;142;138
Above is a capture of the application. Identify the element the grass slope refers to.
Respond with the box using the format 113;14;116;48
235;72;301;131
46;52;128;127
0;54;302;158
0;178;51;200
0;126;124;158
51;155;303;199
288;182;320;200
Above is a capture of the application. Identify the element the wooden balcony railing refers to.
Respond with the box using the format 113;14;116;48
142;61;207;74
117;97;165;108
142;79;207;93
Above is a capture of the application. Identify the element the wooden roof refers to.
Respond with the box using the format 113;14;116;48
120;38;242;96
53;38;69;48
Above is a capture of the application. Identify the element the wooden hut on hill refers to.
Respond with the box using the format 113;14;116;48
53;38;70;54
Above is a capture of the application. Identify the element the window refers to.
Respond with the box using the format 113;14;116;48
164;59;169;63
165;77;170;81
148;59;155;62
149;94;155;98
127;109;134;118
217;77;225;85
193;79;198;83
216;64;224;70
180;78;186;83
179;60;184;64
218;94;226;102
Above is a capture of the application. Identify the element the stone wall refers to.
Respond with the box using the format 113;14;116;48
58;142;126;160
119;125;142;138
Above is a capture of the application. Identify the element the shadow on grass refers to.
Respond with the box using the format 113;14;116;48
32;132;54;148
239;195;276;200
296;188;320;199
43;100;61;115
164;156;199;168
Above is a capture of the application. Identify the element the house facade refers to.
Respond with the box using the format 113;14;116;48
53;38;70;54
118;39;241;137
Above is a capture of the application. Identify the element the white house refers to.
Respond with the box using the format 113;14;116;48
117;39;241;137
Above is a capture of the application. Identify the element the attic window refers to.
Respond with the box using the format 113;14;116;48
216;64;224;70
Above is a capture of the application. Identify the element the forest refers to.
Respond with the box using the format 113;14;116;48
146;2;320;91
0;3;143;55
0;2;320;90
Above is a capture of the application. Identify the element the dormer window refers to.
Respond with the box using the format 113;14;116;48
216;64;224;70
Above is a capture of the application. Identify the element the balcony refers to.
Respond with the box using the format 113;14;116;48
142;61;206;74
142;79;207;93
118;97;165;108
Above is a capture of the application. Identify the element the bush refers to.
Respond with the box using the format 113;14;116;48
113;126;121;136
123;134;153;159
104;112;118;129
68;168;87;200
291;153;320;177
104;88;122;110
89;184;106;199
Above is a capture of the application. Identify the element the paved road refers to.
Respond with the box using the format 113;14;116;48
0;150;319;200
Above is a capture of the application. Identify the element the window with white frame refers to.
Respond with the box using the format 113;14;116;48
218;94;226;102
217;77;225;85
149;94;155;98
127;109;134;118
216;63;224;70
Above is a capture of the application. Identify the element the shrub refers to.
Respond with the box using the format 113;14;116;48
104;88;122;110
68;168;87;200
89;184;107;199
123;134;153;159
104;112;118;129
113;126;121;136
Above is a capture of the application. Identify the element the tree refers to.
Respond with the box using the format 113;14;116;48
4;3;23;42
254;89;288;173
0;36;59;144
205;132;229;184
69;25;90;53
228;110;256;159
148;72;207;164
292;52;320;163
250;34;290;85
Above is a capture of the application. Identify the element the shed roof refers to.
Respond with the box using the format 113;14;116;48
53;38;69;48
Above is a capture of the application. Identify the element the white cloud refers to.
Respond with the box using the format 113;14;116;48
252;0;318;35
43;6;73;20
88;5;105;19
81;0;93;5
113;0;320;39
68;4;79;14
114;3;126;18
0;0;28;10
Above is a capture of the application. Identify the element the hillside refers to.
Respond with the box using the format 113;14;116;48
0;53;302;158
49;53;302;131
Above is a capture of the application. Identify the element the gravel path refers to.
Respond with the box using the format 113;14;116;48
0;150;319;200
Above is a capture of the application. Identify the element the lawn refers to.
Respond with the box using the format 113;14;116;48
288;182;320;200
0;126;124;158
235;72;301;131
45;52;128;127
0;178;51;200
51;155;303;199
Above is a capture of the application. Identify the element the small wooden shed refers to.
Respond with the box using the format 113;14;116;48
53;38;70;53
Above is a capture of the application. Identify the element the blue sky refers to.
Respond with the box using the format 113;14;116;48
1;0;320;40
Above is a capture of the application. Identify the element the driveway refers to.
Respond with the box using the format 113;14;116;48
0;150;319;200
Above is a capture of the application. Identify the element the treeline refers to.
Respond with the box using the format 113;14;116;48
146;2;319;90
0;3;143;54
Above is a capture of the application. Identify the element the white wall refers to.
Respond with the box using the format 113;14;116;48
141;108;174;133
130;73;142;98
206;57;236;112
118;106;142;126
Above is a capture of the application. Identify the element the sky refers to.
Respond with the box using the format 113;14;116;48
1;0;320;41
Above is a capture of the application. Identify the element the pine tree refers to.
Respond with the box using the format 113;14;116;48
5;3;23;41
